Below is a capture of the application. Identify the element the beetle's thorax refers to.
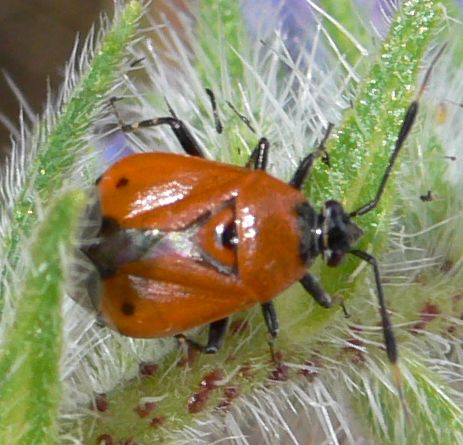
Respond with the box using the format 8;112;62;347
296;202;322;265
297;199;363;267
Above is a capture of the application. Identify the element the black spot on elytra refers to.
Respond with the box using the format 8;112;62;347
121;302;135;316
116;177;129;188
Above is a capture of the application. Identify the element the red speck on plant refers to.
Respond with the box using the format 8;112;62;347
139;362;159;376
188;389;210;414
94;393;109;412
200;368;224;390
96;434;114;445
134;401;157;418
150;416;166;428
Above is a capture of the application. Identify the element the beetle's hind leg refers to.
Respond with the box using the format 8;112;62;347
174;318;229;357
109;97;206;158
204;318;229;353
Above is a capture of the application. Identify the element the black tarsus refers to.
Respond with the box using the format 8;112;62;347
261;301;280;361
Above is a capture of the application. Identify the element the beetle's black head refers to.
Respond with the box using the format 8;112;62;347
319;200;363;267
297;199;362;266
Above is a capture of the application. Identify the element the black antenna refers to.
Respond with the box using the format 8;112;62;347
347;43;447;415
350;44;447;218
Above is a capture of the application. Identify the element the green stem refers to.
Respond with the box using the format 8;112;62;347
0;191;85;445
2;1;143;275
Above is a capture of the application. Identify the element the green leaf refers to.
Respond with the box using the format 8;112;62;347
0;191;85;445
3;1;144;270
353;356;463;445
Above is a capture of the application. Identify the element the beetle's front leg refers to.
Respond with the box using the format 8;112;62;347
300;273;351;318
299;272;333;308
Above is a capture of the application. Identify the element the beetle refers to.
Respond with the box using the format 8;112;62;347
81;46;444;374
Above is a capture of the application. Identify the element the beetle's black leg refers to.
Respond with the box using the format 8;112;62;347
246;138;270;170
109;97;205;158
205;88;223;134
261;301;279;338
299;272;333;308
348;248;408;413
204;318;229;353
300;273;350;317
349;249;397;364
289;123;334;189
261;301;279;361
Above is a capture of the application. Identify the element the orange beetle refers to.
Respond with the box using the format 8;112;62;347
83;46;442;361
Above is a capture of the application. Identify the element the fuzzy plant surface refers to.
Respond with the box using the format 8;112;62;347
1;1;463;445
0;2;144;444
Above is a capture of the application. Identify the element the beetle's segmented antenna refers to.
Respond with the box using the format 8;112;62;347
350;43;447;218
347;44;447;417
205;88;223;134
416;44;447;101
226;101;256;134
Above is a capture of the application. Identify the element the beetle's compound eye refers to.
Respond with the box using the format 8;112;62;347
325;249;344;267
